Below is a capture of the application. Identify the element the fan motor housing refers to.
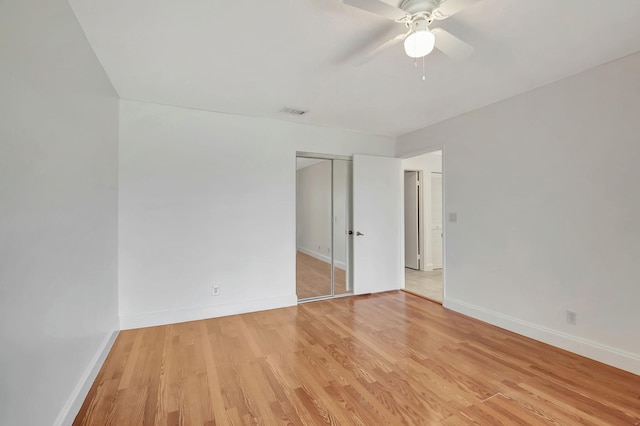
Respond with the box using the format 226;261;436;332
399;0;439;15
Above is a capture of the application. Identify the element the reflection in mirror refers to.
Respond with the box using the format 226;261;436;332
296;158;332;299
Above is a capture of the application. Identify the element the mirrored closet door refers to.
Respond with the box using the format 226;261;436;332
296;155;353;301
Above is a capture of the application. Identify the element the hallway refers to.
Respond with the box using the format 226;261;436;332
404;268;443;303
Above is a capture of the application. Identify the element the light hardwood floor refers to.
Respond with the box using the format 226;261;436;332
74;291;640;425
296;251;348;299
405;268;443;303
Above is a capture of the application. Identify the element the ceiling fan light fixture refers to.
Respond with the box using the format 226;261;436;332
404;29;435;58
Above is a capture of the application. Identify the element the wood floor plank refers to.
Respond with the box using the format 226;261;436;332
74;291;640;425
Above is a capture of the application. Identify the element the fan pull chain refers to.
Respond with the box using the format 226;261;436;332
422;55;426;81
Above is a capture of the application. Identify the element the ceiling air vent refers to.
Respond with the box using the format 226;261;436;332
281;107;308;116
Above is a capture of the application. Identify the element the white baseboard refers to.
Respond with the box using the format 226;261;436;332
120;294;297;330
297;247;346;270
54;330;119;426
444;297;640;376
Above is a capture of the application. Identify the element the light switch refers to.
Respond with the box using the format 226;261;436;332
448;212;458;223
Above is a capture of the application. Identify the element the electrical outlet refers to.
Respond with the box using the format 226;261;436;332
212;285;220;296
566;310;576;325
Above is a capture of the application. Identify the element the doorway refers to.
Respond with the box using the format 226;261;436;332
402;150;444;303
296;155;353;301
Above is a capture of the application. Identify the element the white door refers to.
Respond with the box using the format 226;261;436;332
404;171;420;270
353;155;403;295
431;173;443;269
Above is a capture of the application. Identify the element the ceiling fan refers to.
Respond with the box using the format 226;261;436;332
344;0;478;63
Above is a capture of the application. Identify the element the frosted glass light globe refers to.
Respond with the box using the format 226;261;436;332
404;30;436;58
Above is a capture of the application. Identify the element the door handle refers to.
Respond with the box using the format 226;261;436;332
356;231;364;236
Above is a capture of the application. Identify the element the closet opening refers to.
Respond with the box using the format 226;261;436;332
296;153;353;302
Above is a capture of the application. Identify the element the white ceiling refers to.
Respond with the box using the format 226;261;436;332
68;0;640;137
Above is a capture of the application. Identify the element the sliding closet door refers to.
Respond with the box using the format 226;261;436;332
332;159;353;295
296;158;332;299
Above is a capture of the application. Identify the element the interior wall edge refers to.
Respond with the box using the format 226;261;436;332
120;294;298;330
53;330;119;426
444;297;640;376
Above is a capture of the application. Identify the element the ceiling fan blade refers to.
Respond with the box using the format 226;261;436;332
343;0;407;20
356;32;407;65
432;28;473;60
433;0;480;20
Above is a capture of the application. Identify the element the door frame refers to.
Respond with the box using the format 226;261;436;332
400;147;446;301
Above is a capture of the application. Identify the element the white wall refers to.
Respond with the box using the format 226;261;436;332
0;0;120;424
402;152;443;270
402;151;443;173
397;52;640;375
119;100;395;328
